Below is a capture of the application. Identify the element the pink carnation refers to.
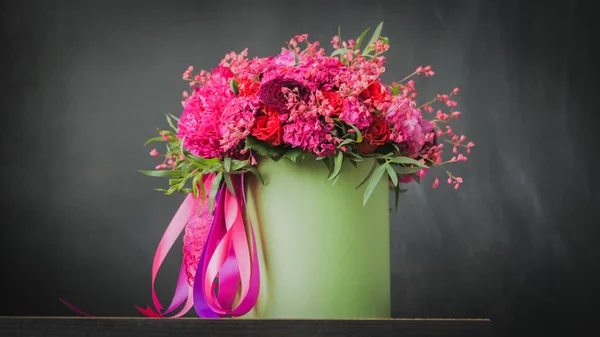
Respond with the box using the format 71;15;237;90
177;79;235;159
282;116;335;156
384;96;430;156
219;97;259;154
339;96;371;129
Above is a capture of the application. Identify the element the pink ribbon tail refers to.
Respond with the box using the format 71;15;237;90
58;298;93;317
193;174;260;317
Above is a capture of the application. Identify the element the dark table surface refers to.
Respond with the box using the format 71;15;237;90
0;317;492;337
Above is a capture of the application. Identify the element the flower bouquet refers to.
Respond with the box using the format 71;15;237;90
133;22;472;319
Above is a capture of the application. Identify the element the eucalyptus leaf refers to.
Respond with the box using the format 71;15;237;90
192;175;199;199
392;165;423;175
330;48;349;57
322;156;334;176
188;154;220;166
389;156;427;167
223;173;236;196
354;27;372;52
328;151;344;181
363;163;387;206
247;166;265;185
386;164;398;187
199;175;207;207
224;157;232;172
144;136;165;146
230;159;248;172
410;173;421;184
138;170;185;178
331;171;340;186
339;138;355;147
165;113;178;132
348;124;363;143
209;172;223;211
355;160;379;189
362;21;384;56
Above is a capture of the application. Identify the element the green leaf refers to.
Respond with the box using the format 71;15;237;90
328;151;344;181
410;173;421;184
230;159;248;172
392;165;423;175
229;78;239;95
144;136;165;146
362;21;384;55
165;113;178;132
355;160;379;189
247;166;265;185
354;27;372;52
346;151;363;160
209;172;223;211
331;170;341;186
338;138;355;147
224;157;232;172
294;52;300;66
283;148;303;163
244;135;285;157
192;175;199;199
330;48;349;57
386;164;398;187
363;163;387;206
349;159;358;168
322;156;334;176
199;175;207;207
168;178;184;186
179;134;187;157
188;154;220;167
389;156;427;168
348;124;363;143
223;173;236;196
391;85;400;96
393;185;407;212
167;113;180;122
138;169;185;178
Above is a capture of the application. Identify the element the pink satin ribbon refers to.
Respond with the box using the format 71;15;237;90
61;173;260;319
192;174;260;317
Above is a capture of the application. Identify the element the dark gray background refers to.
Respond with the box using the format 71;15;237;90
1;0;598;336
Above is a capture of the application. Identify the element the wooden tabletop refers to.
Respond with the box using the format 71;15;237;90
0;317;492;337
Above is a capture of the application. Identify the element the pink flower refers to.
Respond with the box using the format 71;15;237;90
339;96;371;129
177;81;235;159
219;97;259;154
282;116;335;156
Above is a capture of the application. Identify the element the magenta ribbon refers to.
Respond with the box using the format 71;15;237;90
61;173;260;318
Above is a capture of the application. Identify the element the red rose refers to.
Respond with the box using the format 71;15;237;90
237;78;260;97
321;91;343;117
251;106;283;146
356;115;390;155
359;81;386;102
